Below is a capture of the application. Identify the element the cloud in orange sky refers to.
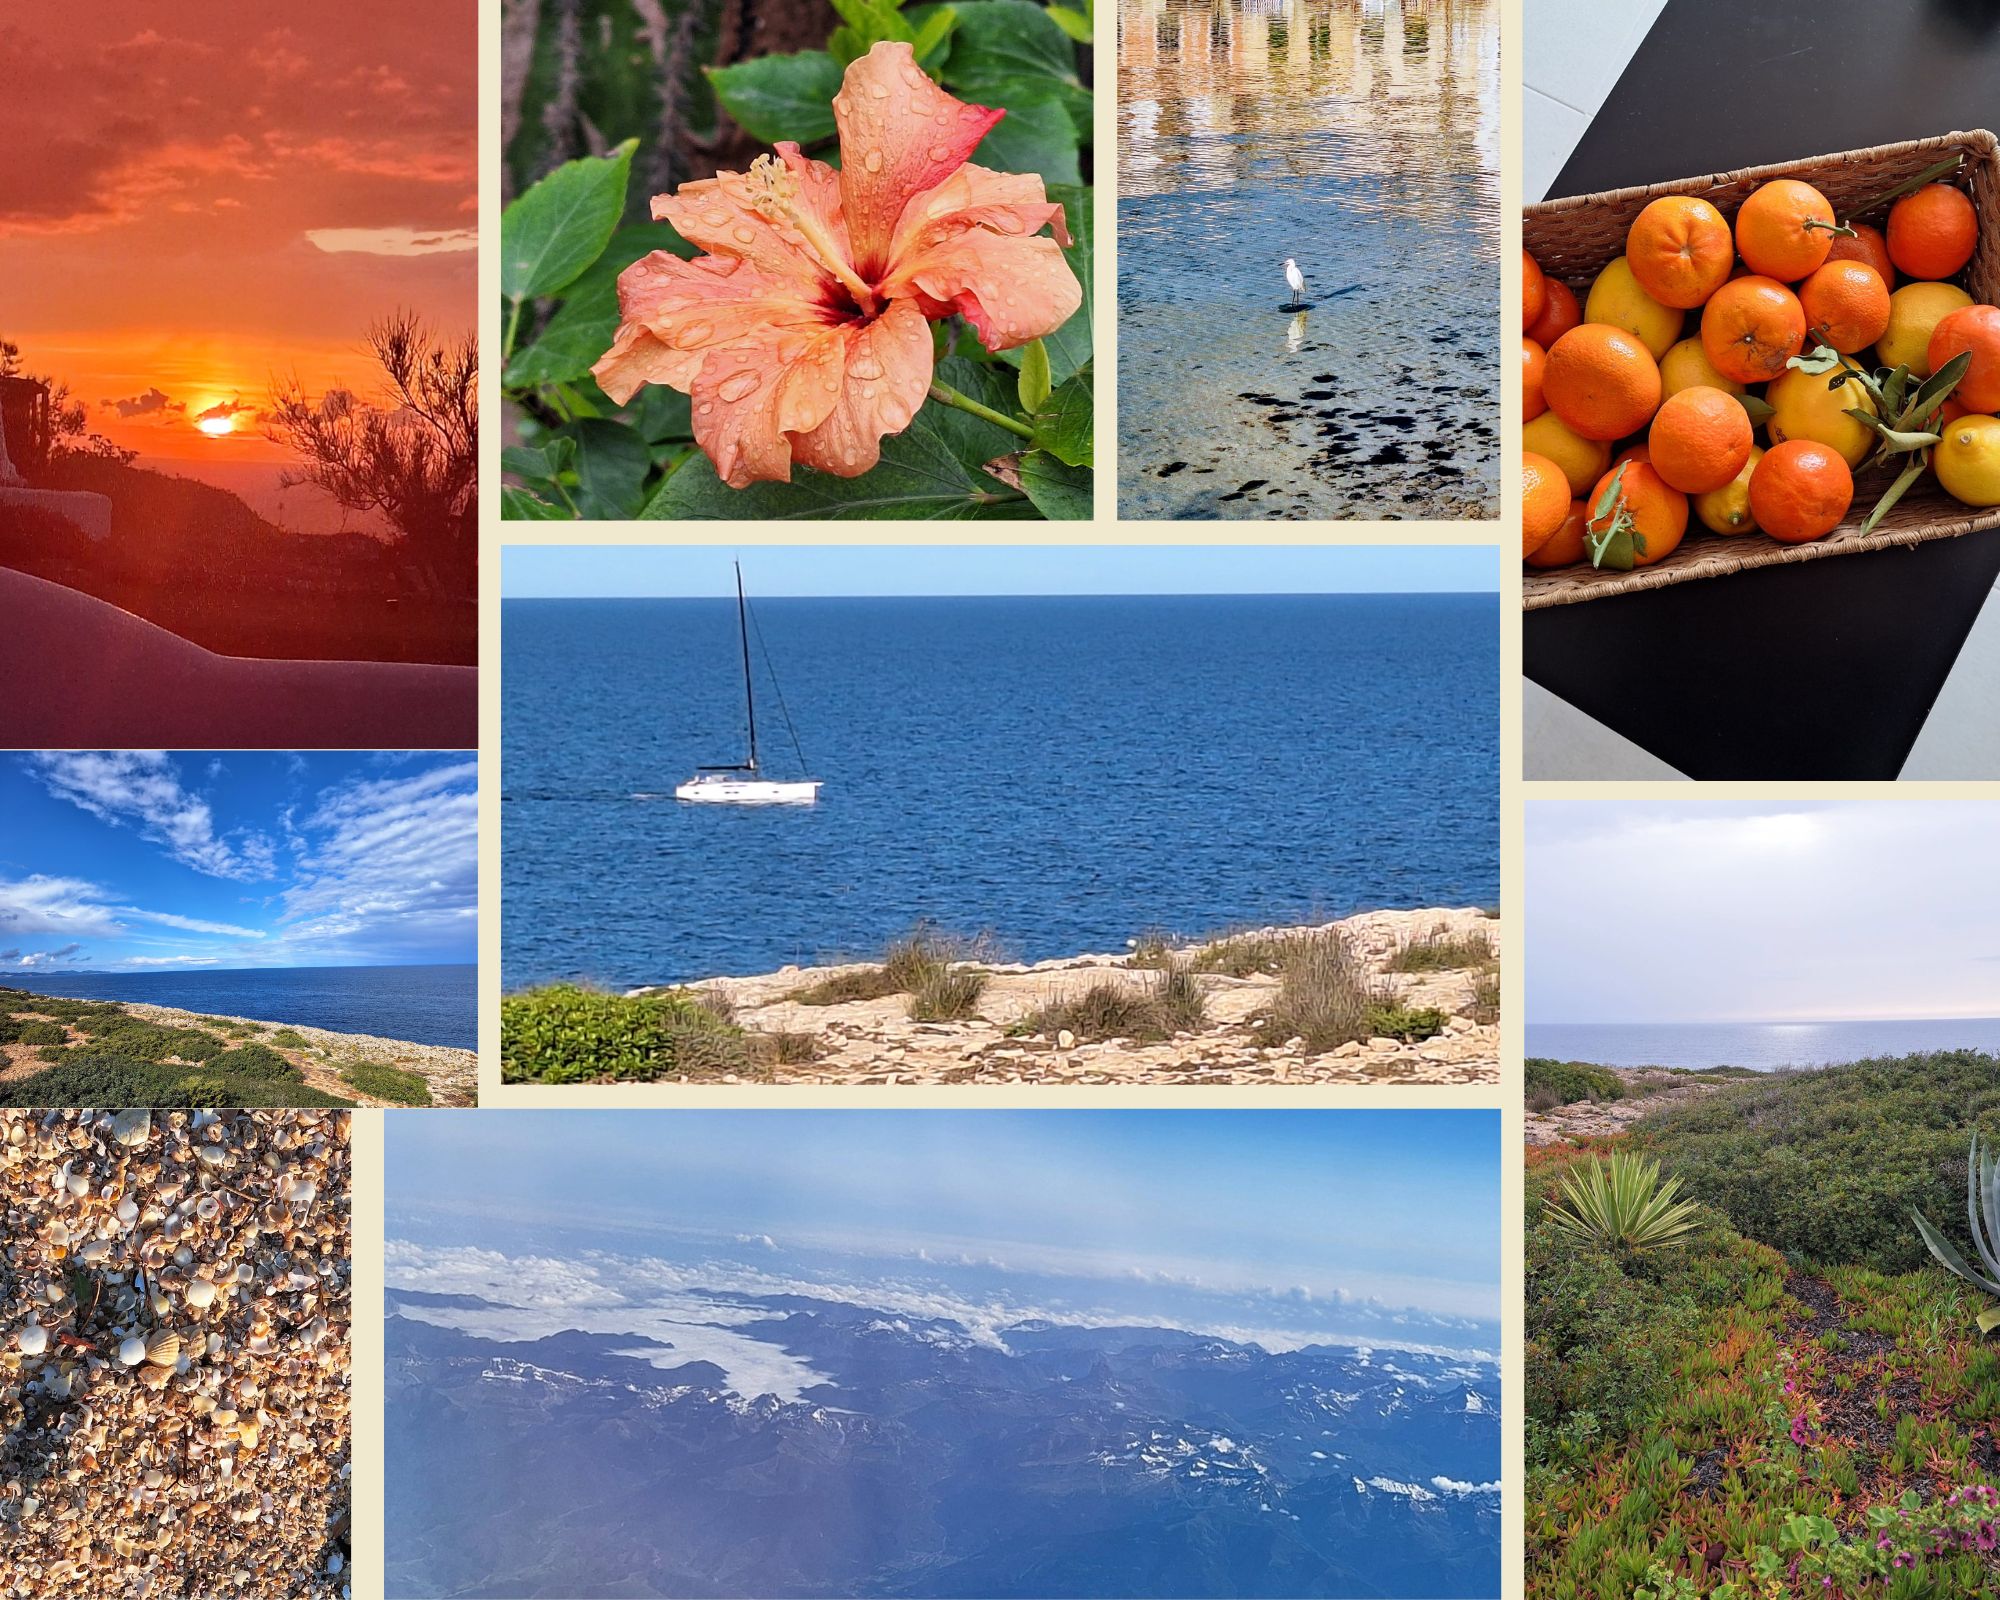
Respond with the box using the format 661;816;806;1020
0;2;475;466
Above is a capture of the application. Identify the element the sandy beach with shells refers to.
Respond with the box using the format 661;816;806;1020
0;1108;350;1596
650;908;1500;1085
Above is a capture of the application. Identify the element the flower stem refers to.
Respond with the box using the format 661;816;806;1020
929;379;1035;440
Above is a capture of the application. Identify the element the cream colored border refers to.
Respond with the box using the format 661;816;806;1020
349;0;1521;1597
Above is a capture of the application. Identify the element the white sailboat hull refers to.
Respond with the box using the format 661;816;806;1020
675;776;822;805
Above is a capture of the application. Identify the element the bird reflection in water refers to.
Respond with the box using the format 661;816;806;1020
1285;310;1310;353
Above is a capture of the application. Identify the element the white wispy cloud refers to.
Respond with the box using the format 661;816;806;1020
23;751;275;881
277;760;477;957
118;908;265;939
0;875;125;940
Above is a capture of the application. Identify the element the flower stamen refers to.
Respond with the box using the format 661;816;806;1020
747;155;878;316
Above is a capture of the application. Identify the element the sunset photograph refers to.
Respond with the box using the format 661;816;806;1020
0;2;476;749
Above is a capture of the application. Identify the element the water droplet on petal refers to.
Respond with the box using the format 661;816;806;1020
698;403;714;416
674;321;716;349
864;150;884;173
717;372;762;403
928;144;952;162
861;384;877;400
732;226;758;245
848;355;884;380
868;80;889;99
704;209;731;228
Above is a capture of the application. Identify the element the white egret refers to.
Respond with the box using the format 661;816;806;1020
1283;257;1306;310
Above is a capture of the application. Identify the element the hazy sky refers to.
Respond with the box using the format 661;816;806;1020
388;1110;1503;1348
1529;800;2000;1023
0;2;474;468
0;751;476;972
500;545;1501;598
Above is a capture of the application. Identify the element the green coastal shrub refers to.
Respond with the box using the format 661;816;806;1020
1525;1058;1626;1107
206;1043;295;1082
266;1028;310;1049
0;1053;350;1109
14;1021;65;1046
1020;965;1206;1043
1638;1049;2000;1273
501;983;751;1083
1526;1155;1785;1472
76;1014;227;1063
341;1061;434;1107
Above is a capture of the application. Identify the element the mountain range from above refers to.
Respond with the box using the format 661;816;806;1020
385;1286;1500;1599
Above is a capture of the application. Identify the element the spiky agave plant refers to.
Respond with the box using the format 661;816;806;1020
1545;1150;1703;1253
1912;1130;2000;1335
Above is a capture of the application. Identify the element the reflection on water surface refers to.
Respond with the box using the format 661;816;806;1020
1118;0;1499;519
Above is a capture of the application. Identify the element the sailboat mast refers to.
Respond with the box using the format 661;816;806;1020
736;561;759;772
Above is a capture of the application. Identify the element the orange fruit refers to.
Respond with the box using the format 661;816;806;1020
1701;275;1808;385
1523;411;1613;497
1627;194;1735;309
1942;395;1972;425
1612;441;1654;472
1926;304;2000;413
1526;499;1590;568
1523;452;1571;557
1587;460;1688;567
1826;221;1896;289
1524;249;1547;333
1887;183;1977;281
1543;324;1664;442
1523;338;1548;421
1749;438;1853;543
1527;278;1582;348
1648;384;1754;493
1798;260;1891;354
1735;179;1839;281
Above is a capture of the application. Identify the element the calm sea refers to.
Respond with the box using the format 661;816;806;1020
5;965;475;1049
1528;1018;2000;1072
503;594;1498;988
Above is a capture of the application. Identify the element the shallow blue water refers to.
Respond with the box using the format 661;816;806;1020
502;594;1498;988
5;965;475;1049
1527;1018;2000;1072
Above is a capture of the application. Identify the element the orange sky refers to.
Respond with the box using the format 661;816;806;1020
0;3;475;470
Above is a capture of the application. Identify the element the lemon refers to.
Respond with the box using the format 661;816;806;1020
1585;256;1685;360
1935;414;2000;506
1522;410;1614;497
1659;336;1746;399
1877;281;1974;376
1766;366;1876;468
1693;444;1763;535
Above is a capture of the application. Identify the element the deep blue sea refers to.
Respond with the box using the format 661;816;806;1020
503;594;1498;988
1528;1018;2000;1072
4;965;475;1049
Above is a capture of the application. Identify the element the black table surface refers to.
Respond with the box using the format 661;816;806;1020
1525;0;2000;780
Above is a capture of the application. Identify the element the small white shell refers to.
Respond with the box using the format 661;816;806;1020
110;1109;151;1147
184;1278;216;1310
18;1320;47;1356
117;1335;146;1367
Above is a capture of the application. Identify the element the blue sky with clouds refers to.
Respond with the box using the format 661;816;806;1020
388;1110;1502;1355
0;751;477;973
501;544;1500;598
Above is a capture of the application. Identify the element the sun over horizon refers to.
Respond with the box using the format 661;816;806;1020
0;3;475;477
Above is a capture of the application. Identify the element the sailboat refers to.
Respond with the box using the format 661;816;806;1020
675;563;823;805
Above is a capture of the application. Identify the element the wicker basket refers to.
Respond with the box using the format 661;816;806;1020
1524;128;2000;610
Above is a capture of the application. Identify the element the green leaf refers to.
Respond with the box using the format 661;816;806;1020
641;357;1038;520
1906;349;1973;424
1017;339;1052;414
910;7;957;68
1017;449;1090;518
1787;346;1843;376
940;1;1089;138
503;437;578;485
1047;5;1093;43
705;51;843;146
567;418;654;519
972;96;1080;187
1979;1306;2000;1336
1029;366;1092;466
505;281;620;389
501;139;636;304
1589;459;1630;523
829;0;917;68
502;486;572;521
1736;393;1775;426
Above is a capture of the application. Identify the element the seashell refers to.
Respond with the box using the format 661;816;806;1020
115;1197;139;1228
109;1110;151;1147
137;1362;172;1390
18;1319;47;1356
234;1263;253;1285
143;1330;180;1368
184;1278;216;1310
65;1168;88;1198
117;1335;146;1367
198;1145;225;1168
77;1240;113;1265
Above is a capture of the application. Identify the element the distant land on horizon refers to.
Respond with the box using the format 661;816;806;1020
1527;1015;2000;1072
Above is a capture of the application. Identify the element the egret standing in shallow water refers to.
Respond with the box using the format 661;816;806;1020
1283;257;1306;310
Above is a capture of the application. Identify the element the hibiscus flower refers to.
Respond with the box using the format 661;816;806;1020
592;40;1082;488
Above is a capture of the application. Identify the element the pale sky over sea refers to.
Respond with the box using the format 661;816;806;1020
1528;801;2000;1024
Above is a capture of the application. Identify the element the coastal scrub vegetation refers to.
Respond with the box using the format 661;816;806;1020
1017;964;1207;1043
0;989;355;1108
785;927;991;1022
1529;1050;2000;1597
1526;1057;1629;1109
339;1060;434;1108
1261;929;1447;1049
1385;925;1496;973
500;982;823;1084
